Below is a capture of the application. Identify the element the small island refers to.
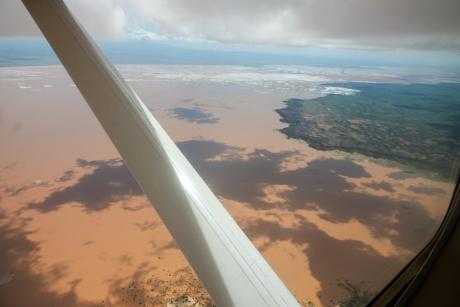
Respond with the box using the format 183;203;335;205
276;82;460;180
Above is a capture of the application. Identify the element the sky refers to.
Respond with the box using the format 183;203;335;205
1;0;459;51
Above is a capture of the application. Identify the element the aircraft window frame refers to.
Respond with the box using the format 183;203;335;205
370;175;460;306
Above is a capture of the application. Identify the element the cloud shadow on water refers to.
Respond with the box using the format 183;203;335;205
23;139;439;305
26;139;437;254
167;107;219;124
27;158;142;213
178;140;438;304
178;139;437;253
244;218;403;305
0;216;94;306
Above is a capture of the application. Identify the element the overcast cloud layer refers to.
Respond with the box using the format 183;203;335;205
1;0;459;50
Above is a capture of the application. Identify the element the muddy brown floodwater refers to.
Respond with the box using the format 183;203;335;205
0;65;455;306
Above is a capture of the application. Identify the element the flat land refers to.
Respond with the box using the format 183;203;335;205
276;83;460;180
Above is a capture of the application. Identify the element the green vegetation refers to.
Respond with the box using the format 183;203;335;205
335;279;375;307
276;83;460;180
300;279;375;307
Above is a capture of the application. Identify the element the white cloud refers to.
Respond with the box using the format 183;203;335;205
321;87;360;96
120;0;460;50
0;0;127;40
0;0;459;50
0;1;41;37
65;0;127;40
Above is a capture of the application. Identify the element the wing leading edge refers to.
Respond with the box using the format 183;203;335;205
21;1;299;306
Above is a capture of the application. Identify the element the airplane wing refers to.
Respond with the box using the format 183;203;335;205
21;1;299;306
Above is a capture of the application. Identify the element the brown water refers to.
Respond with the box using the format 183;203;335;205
0;65;454;306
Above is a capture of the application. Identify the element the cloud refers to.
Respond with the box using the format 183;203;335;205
0;0;127;40
65;0;127;40
0;1;40;37
1;0;459;50
122;0;460;50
